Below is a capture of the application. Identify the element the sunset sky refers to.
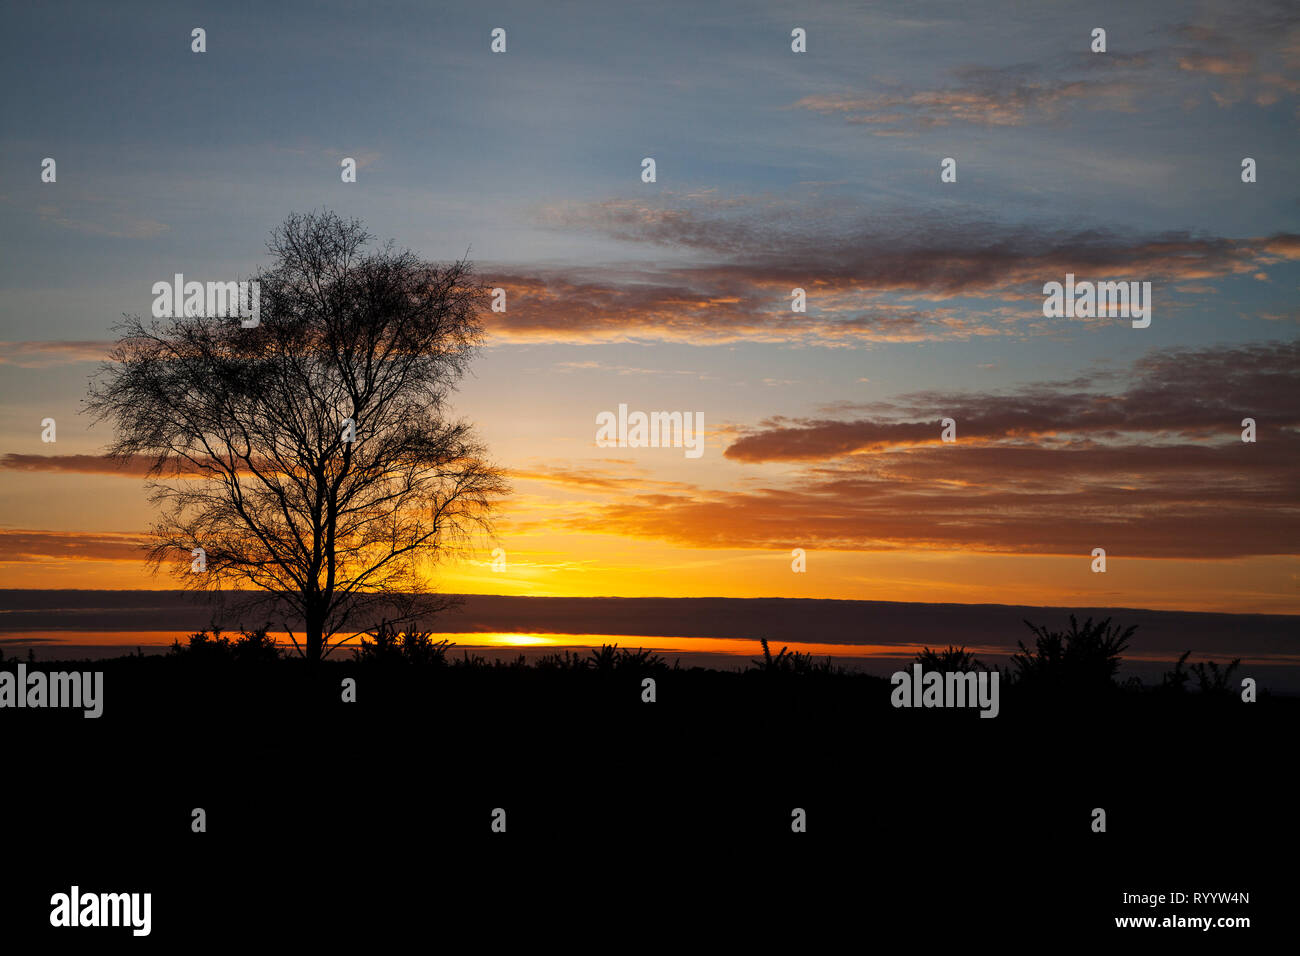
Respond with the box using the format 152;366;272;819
1;0;1297;614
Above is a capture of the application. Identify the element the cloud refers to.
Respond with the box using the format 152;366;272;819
1262;235;1300;259
7;344;1295;563
1177;52;1253;76
510;463;691;494
33;201;169;240
552;361;708;378
483;199;1298;345
0;530;150;562
0;454;153;476
794;70;1141;132
543;444;1297;559
794;6;1300;133
520;344;1299;560
0;453;282;479
0;340;114;367
725;342;1299;461
326;149;382;169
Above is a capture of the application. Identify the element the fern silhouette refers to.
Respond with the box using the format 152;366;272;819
752;637;835;675
1190;658;1242;696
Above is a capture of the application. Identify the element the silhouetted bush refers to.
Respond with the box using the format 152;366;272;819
752;638;837;675
170;626;232;659
1010;615;1134;698
1159;650;1192;693
169;625;281;663
534;650;587;671
589;644;667;673
355;621;455;665
231;626;281;664
1156;651;1244;699
1191;658;1242;696
914;645;984;671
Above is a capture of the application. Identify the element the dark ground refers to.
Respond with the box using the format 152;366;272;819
3;653;1290;945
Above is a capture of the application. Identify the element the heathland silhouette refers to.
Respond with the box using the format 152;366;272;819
1;613;1272;728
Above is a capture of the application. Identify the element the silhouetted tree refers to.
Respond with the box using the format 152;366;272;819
88;211;509;662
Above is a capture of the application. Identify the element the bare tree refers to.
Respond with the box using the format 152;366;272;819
86;211;509;662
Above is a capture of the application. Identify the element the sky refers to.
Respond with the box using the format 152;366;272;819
0;0;1297;614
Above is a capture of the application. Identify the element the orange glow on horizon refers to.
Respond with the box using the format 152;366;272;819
3;631;1295;668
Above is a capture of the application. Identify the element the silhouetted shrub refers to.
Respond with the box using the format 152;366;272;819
169;624;281;663
589;644;667;673
355;621;455;665
1010;615;1134;697
915;645;984;671
752;638;836;675
171;627;233;659
535;650;587;671
1191;658;1242;696
1159;650;1192;693
231;626;281;664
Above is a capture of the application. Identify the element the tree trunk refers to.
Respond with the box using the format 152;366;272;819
304;617;325;664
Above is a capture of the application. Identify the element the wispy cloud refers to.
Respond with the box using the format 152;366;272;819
794;71;1142;132
514;344;1299;559
0;530;150;562
33;200;169;239
726;342;1299;461
482;199;1299;345
794;3;1300;133
0;340;114;367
